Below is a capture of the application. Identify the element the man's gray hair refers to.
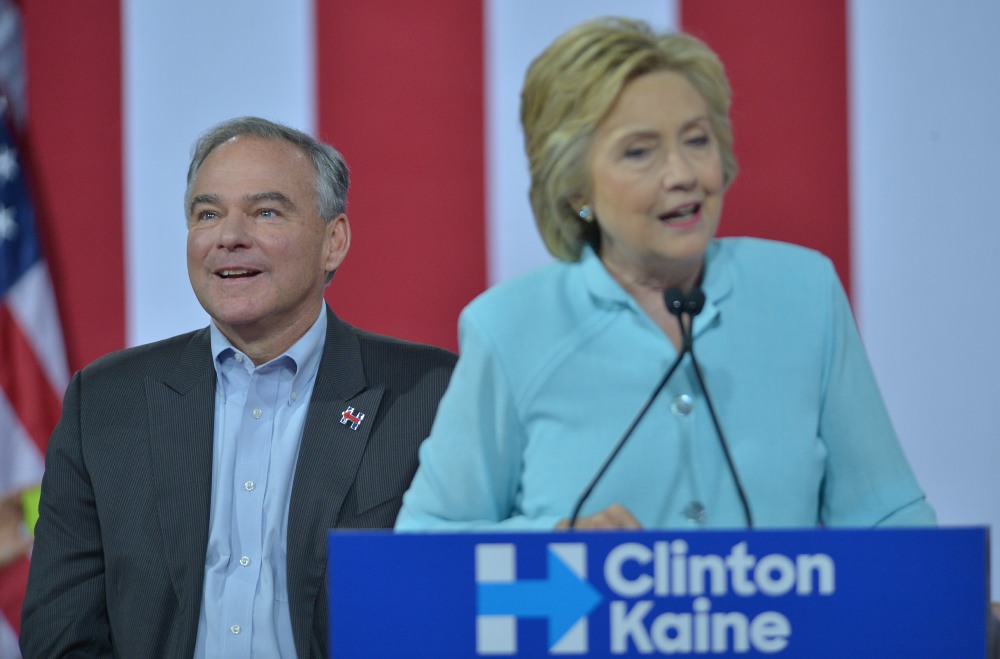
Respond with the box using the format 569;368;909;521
184;116;350;221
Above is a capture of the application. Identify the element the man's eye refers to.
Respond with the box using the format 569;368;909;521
258;209;276;218
197;210;218;221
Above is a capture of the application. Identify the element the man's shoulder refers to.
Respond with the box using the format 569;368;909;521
342;327;457;402
80;328;210;379
352;327;457;371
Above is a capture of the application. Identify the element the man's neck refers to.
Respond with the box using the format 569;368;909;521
215;306;324;366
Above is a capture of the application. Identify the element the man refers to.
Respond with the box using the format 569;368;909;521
20;117;456;658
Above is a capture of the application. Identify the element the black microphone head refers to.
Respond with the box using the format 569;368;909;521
663;288;686;318
685;288;706;316
663;287;705;318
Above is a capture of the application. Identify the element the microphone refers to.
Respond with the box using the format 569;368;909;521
567;287;701;529
666;289;754;528
664;287;704;350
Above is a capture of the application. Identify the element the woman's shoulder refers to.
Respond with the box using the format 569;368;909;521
463;259;590;327
712;237;838;288
458;259;615;381
715;236;832;266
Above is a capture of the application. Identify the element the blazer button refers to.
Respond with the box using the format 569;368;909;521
683;501;706;523
671;394;694;416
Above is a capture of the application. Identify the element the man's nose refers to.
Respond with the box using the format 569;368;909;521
216;213;253;249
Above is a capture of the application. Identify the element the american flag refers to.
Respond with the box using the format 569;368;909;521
0;1;68;653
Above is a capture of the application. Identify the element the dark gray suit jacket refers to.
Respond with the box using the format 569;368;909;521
20;307;456;658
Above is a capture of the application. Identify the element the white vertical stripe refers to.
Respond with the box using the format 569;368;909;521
850;0;1000;598
0;390;44;492
485;0;677;285
6;262;69;390
0;616;19;659
123;0;316;347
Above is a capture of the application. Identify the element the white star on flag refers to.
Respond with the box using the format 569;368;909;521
0;145;16;181
0;204;17;241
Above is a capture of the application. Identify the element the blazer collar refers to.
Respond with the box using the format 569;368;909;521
286;305;385;655
579;241;734;339
148;328;216;636
151;309;384;656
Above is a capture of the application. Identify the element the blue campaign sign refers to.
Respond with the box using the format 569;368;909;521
327;528;988;657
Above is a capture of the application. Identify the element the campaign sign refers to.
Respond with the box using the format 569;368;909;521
328;528;988;656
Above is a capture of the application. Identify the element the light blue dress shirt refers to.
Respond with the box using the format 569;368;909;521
194;309;326;658
397;238;935;531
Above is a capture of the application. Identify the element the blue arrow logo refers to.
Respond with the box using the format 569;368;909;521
477;547;603;649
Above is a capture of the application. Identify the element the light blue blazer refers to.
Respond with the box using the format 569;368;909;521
397;238;934;530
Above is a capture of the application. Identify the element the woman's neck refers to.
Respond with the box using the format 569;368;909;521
602;257;703;351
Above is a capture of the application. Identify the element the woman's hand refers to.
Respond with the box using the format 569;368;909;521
556;503;642;530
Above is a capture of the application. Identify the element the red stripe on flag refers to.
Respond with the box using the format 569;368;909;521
316;3;486;352
0;304;62;455
0;554;29;635
681;0;851;293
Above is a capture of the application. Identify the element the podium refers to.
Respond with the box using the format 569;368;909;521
328;527;988;656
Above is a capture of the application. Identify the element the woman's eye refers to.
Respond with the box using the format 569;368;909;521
686;134;710;148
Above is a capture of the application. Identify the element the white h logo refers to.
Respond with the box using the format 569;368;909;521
475;543;598;655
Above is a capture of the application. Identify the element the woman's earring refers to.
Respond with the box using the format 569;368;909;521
577;205;594;223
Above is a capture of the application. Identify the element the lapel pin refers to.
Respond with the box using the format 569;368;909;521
340;406;365;430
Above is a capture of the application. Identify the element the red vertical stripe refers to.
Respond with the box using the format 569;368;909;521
681;0;851;293
21;1;124;371
315;2;486;352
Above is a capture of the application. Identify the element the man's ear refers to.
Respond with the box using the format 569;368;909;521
323;214;351;274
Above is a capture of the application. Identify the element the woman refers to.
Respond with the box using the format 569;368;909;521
396;17;933;531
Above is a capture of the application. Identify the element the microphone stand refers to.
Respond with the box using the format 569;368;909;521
567;343;690;528
568;287;753;529
673;292;754;529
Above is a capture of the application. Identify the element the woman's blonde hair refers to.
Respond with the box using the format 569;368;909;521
521;17;736;261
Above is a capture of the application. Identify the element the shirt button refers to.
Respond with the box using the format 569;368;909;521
671;394;694;416
290;391;298;401
252;408;263;419
235;354;244;363
230;624;241;635
683;501;706;523
240;556;251;567
244;481;255;491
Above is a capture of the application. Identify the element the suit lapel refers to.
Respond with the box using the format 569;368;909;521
287;308;385;655
146;329;215;613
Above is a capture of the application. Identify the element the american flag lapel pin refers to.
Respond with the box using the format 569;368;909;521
340;406;365;430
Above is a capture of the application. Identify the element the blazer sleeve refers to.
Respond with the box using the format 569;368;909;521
396;309;563;531
20;371;113;658
815;265;935;527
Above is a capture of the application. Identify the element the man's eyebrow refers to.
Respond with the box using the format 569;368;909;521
246;191;297;209
188;191;298;216
189;193;220;216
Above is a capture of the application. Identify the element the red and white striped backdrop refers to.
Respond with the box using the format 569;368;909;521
15;0;1000;620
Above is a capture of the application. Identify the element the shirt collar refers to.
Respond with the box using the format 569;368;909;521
578;241;734;336
210;306;327;398
695;240;733;337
